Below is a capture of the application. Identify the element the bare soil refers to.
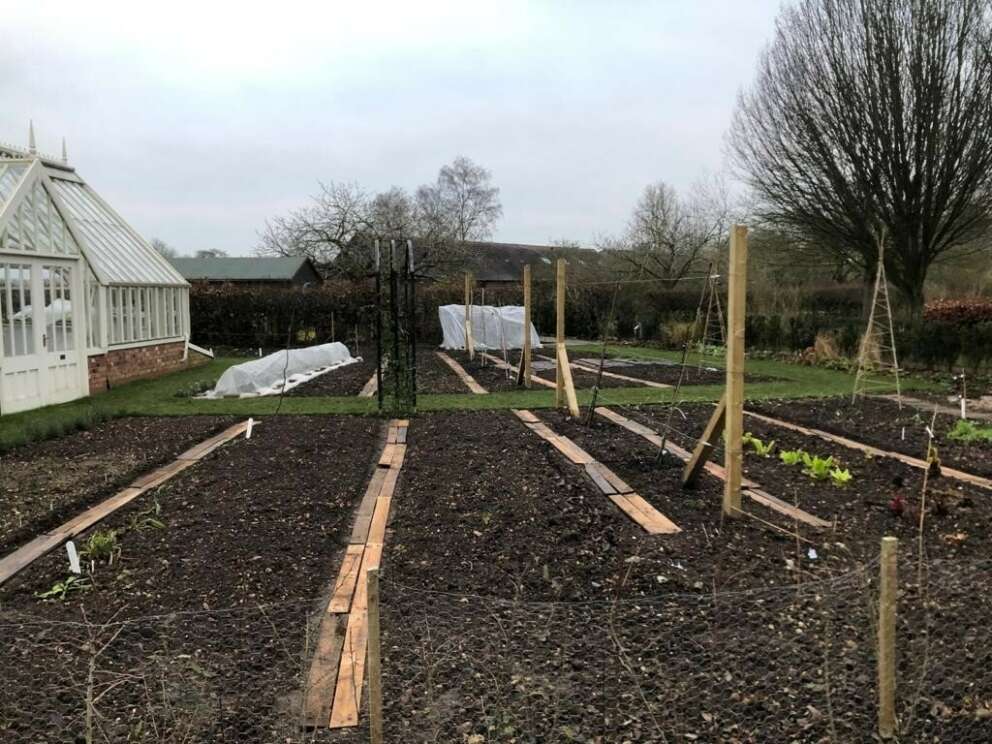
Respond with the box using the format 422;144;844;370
0;415;381;743
0;416;234;556
287;348;377;397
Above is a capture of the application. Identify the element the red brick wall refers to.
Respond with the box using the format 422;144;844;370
88;341;210;394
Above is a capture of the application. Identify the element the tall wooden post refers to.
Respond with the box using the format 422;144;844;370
877;536;898;739
464;272;474;361
367;567;384;744
523;264;532;388
555;258;566;408
723;225;748;518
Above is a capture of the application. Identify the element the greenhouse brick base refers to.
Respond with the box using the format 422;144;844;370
88;341;208;393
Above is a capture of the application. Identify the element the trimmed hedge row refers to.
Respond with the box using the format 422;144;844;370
188;284;992;371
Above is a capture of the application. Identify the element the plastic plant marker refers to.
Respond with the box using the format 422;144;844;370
66;541;81;575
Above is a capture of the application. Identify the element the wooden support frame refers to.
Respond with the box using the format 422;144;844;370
555;258;566;407
723;224;748;518
556;342;580;418
683;394;726;487
522;264;532;388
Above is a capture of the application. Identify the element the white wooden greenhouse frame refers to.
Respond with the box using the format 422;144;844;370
0;139;191;415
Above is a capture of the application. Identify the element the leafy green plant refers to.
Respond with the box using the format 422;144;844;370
779;449;806;466
803;455;836;480
947;419;992;444
742;432;777;457
128;500;166;532
36;575;90;601
829;467;853;486
81;529;119;563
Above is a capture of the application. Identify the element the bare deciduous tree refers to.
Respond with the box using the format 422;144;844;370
256;157;503;279
150;238;179;259
613;177;731;285
730;0;992;312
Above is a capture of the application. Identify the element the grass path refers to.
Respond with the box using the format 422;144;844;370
0;345;937;452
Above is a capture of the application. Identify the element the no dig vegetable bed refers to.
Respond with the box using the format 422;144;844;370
0;416;234;556
331;408;989;743
287;351;377;397
0;415;379;744
750;395;992;479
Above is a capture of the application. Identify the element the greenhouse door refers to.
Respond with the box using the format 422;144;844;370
0;258;88;415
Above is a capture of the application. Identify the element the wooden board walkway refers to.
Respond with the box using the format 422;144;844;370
594;407;831;529
536;353;671;389
435;351;488;394
304;418;409;730
512;409;680;534
745;409;992;492
0;420;253;587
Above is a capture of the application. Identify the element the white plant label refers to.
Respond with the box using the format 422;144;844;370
246;418;254;439
961;397;967;420
66;541;81;574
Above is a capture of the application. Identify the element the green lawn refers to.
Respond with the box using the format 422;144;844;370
0;346;937;452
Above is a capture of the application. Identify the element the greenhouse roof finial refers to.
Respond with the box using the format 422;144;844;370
61;137;68;164
28;120;36;154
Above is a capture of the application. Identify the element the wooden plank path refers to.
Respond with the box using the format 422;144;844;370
435;351;489;394
512;409;680;534
874;393;992;422
594;407;831;529
536;353;671;389
304;418;409;730
358;373;378;398
0;420;253;587
745;409;992;492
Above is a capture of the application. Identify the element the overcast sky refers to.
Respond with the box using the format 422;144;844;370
2;1;783;256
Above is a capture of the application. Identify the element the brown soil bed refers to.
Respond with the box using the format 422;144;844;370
532;356;775;388
0;415;380;743
356;408;991;742
749;396;992;479
286;350;377;397
448;350;523;392
0;416;234;556
415;346;472;394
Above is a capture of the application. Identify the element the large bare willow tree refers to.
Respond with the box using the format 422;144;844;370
730;0;992;312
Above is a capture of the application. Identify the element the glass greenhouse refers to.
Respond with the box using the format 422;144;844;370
0;140;194;415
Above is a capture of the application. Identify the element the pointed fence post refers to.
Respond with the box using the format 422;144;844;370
464;272;474;361
723;225;748;518
877;536;898;739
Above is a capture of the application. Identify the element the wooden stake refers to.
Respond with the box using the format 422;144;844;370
557;342;580;417
556;258;566;408
464;272;474;361
367;567;384;744
878;536;898;739
522;264;532;388
723;225;747;518
683;394;727;487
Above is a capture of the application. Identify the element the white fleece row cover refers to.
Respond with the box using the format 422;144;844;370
206;342;357;397
438;304;543;351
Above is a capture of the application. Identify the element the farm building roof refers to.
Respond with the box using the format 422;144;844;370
464;241;602;282
0;141;187;287
169;256;321;283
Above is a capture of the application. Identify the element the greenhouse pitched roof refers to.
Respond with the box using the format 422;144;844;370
0;143;187;287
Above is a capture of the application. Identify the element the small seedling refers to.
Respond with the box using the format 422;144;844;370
128;500;165;532
779;449;805;466
81;529;119;563
803;455;836;480
947;419;992;444
743;432;777;457
829;467;853;486
36;574;90;601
